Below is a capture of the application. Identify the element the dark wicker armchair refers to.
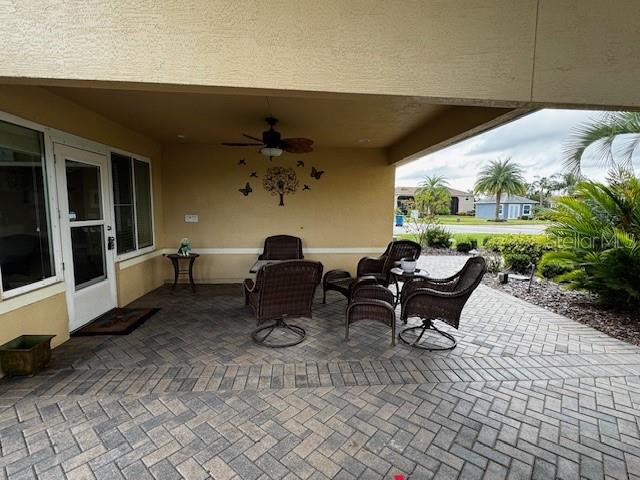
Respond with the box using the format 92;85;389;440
259;235;304;260
357;240;421;286
322;272;377;303
399;257;486;351
243;260;323;347
346;285;396;346
322;240;421;302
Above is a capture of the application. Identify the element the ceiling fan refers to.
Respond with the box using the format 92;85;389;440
222;117;314;158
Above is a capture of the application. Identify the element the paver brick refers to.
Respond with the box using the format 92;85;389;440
1;256;640;479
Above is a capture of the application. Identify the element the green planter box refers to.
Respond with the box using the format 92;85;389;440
0;335;55;376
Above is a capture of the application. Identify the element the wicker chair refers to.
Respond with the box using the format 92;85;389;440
259;235;304;260
243;260;323;347
346;285;396;346
399;257;486;351
321;272;378;303
356;240;421;286
322;240;421;302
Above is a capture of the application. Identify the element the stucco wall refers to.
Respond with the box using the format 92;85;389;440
0;85;166;345
0;288;69;351
160;144;394;281
1;1;638;108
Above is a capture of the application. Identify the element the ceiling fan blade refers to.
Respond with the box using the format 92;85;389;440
243;133;263;142
281;138;314;153
221;142;263;147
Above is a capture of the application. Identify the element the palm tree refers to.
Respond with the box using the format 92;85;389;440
544;175;640;307
474;158;526;221
563;111;640;174
414;175;450;216
551;172;583;197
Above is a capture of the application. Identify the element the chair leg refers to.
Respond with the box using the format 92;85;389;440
322;288;327;304
391;321;396;346
252;317;306;348
399;318;456;351
345;320;350;342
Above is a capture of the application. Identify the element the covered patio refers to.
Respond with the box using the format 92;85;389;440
2;256;640;479
1;2;640;478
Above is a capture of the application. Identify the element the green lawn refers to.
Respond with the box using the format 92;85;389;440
431;215;548;225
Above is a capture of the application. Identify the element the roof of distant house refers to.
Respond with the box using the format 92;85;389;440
475;194;538;204
395;186;472;197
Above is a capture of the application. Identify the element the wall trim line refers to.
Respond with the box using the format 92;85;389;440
117;246;388;270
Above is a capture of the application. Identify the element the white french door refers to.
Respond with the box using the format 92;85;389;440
508;204;519;219
54;144;117;331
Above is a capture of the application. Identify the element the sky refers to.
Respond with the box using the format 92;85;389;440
395;109;640;192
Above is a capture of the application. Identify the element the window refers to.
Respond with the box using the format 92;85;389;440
498;204;504;216
111;153;154;256
522;204;531;216
0;120;55;294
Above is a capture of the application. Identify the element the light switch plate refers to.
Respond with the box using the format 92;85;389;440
184;214;199;223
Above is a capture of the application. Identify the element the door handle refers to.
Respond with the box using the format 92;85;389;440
107;236;115;250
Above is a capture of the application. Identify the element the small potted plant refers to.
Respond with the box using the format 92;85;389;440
177;238;192;256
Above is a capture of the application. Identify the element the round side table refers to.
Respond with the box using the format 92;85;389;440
389;267;429;308
166;253;199;292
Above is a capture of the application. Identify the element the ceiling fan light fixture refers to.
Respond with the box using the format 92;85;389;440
261;146;283;158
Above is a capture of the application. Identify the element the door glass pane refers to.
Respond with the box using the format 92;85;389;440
111;154;136;254
65;160;102;221
71;225;106;289
0;120;54;292
134;160;153;248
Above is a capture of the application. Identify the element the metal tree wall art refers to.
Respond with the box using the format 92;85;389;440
263;166;299;206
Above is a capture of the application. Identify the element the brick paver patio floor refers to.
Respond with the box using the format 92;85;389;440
1;256;639;479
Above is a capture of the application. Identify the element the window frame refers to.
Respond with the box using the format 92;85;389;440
0;111;64;300
522;204;532;216
498;204;504;216
108;148;155;262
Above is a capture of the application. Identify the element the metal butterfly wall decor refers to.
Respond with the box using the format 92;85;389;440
238;182;253;196
310;166;324;180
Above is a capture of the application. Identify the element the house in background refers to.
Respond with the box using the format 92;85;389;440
395;186;474;215
475;194;538;220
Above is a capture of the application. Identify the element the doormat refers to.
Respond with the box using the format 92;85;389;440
72;308;160;336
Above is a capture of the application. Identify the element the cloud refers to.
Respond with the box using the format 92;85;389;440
396;108;638;191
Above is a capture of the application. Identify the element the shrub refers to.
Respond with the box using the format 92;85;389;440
456;241;473;253
406;216;452;250
455;237;478;253
485;234;554;264
482;235;496;246
538;254;574;279
483;253;503;273
504;253;532;274
425;226;452;249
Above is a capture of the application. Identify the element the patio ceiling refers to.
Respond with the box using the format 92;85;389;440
46;86;451;148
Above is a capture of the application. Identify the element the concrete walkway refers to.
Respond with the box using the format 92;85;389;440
0;256;638;480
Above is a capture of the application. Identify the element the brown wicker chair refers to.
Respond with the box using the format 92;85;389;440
346;285;396;346
399;257;486;351
259;235;304;260
356;240;421;287
321;272;378;303
322;240;421;302
243;260;322;347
